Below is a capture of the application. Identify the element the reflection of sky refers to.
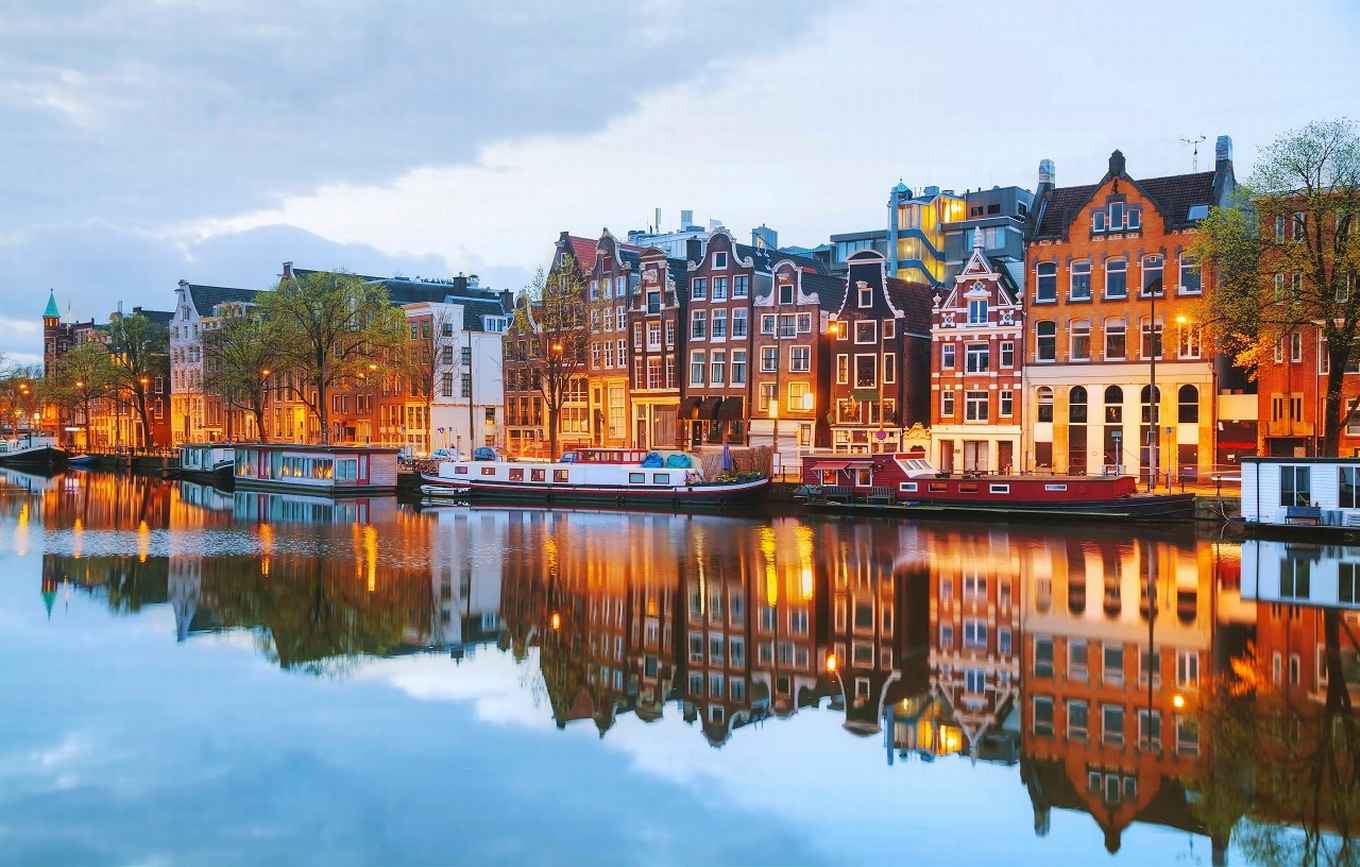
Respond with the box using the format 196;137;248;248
0;512;1216;867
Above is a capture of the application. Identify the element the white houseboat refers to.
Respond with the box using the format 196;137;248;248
1240;539;1360;609
0;434;65;469
1242;456;1360;534
178;444;235;485
420;448;768;508
233;444;400;497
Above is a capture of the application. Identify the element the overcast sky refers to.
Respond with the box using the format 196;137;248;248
2;0;1356;365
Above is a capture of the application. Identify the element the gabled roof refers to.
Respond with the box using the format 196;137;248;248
565;235;598;268
131;308;175;327
181;283;261;317
887;278;932;336
1031;163;1217;240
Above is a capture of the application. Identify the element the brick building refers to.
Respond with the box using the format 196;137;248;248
930;232;1025;473
586;230;643;448
1023;141;1237;480
628;247;686;450
826;249;932;454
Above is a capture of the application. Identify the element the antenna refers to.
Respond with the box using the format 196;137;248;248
1179;135;1207;172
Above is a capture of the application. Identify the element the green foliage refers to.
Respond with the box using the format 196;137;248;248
50;341;117;442
203;306;280;441
107;312;169;447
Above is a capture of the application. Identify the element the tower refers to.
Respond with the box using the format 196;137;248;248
42;290;62;377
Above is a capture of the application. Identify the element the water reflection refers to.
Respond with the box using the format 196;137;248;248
11;474;1360;864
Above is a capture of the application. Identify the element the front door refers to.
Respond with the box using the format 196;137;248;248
963;440;986;473
998;441;1014;474
940;440;955;474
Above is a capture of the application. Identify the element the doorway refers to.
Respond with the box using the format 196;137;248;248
963;440;987;473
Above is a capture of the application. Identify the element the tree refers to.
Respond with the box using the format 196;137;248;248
0;364;43;433
106;312;169;449
51;342;116;448
1195;118;1360;455
513;258;587;460
402;305;459;453
203;305;279;442
263;270;406;445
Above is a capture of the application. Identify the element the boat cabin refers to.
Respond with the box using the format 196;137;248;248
180;444;235;473
233;444;400;496
1242;457;1360;529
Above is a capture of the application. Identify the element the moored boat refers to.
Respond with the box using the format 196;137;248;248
798;452;1194;521
1241;456;1360;539
0;435;66;469
177;444;235;486
420;447;768;508
233;443;400;497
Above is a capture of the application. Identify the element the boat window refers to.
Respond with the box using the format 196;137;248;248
531;469;546;482
553;469;569;482
1044;483;1069;492
855;468;871;486
928;482;948;493
959;483;978;493
509;468;524;481
989;484;1010;494
653;473;670;485
629;472;645;484
454;465;469;475
481;467;496;476
900;482;917;493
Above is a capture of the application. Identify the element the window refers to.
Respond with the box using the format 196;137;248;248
1105;258;1127;298
1281;465;1310;507
967;298;988;324
1141;254;1164;297
1093;209;1106;232
1070;321;1091;360
761;346;778;373
1291;331;1303;362
883;319;895;339
854;320;877;344
1281;558;1310;598
1036;262;1057;302
1109;202;1125;229
940;390;955;417
689;351;706;386
999;389;1013;417
883;353;896;384
965;343;989;372
836;354;849;384
690;310;707;339
858;285;872;308
711;309;727;339
1036;321;1056;362
1104;319;1126;360
1176;650;1200;689
854;354;876;388
778;282;794;304
1343;562;1359;603
1178;384;1199;423
1103;644;1124;684
1000;341;1013;367
790;345;811;373
731;350;747;385
1293;211;1306;241
1037;386;1054;422
710;351;726;385
1341;467;1360;508
1068;700;1089;740
1176;716;1199;756
1034;637;1054;676
1140;320;1163;359
691;278;706;300
1102;704;1125;746
1138;709;1161;749
1034;696;1054;735
1069;639;1088;680
712;277;728;301
712;251;727;269
734;275;749;298
965;391;988;422
731;308;747;338
1128;206;1141;229
941;343;956;369
1178;323;1201;359
788;381;810;411
965;668;986;693
761;314;775;335
1071;261;1092;300
1179;254;1201;294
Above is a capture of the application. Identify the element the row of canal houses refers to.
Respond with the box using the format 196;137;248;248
506;135;1251;481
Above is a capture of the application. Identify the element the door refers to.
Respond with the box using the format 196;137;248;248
998;441;1014;475
963;440;986;473
940;440;955;474
636;419;648;450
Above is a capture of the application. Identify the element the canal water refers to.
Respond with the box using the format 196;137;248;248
1;469;1356;866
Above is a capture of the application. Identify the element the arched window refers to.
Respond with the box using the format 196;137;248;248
1037;386;1054;423
1178;384;1199;423
1104;386;1123;423
1140;385;1160;424
1069;386;1088;424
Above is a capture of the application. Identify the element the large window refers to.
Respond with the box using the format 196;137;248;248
855;321;877;344
1034;696;1054;735
1105;258;1128;299
761;346;778;373
1178;322;1201;359
1140;320;1163;359
1071;261;1092;300
1342;466;1360;508
1281;465;1311;507
1036;262;1057;303
854;355;877;388
942;343;956;369
965;344;990;372
710;351;726;385
1178;385;1199;423
1037;386;1054;423
1179;254;1201;294
690;310;707;339
1036;321;1056;362
711;309;727;339
689;351;706;386
731;308;747;338
965;391;989;422
1071;321;1091;361
790;345;811;372
731;350;746;385
1140;254;1164;297
967;298;988;324
1105;319;1127;360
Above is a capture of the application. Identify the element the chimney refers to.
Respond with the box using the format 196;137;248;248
1037;158;1055;195
1213;134;1235;202
1215;134;1233;171
685;236;703;265
680;209;694;230
654;207;661;233
1108;149;1126;178
282;261;293;280
499;289;513;313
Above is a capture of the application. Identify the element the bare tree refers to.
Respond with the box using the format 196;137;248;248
510;259;587;460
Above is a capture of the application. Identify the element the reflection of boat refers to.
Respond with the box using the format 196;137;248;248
176;444;235;486
68;454;96;466
799;453;1194;520
232;489;392;524
232;443;400;497
0;465;59;493
0;435;66;469
420;448;769;508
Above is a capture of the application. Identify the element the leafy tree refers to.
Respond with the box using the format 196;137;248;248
511;258;587;460
107;312;170;449
50;341;117;448
1194;118;1360;455
0;364;43;433
263;270;406;445
203;305;279;442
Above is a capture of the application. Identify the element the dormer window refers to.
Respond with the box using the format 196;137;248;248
1109;202;1124;230
967;298;988;325
858;285;873;308
712;251;728;269
779;283;794;305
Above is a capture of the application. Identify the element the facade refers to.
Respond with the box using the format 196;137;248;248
170;281;261;443
1023;141;1236;480
748;258;840;471
827;249;932;454
930;233;1024;473
942;185;1033;287
627;247;686;450
887;182;966;287
586;231;642;448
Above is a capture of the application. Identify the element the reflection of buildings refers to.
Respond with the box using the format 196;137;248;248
424;508;507;658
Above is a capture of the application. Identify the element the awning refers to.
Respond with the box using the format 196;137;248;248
678;397;702;419
700;397;723;420
810;460;850;471
717;397;744;421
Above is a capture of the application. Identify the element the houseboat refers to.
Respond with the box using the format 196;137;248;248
233;444;400;497
0;434;65;469
419;448;769;508
798;452;1194;520
177;444;235;486
1239;539;1360;609
1241;456;1360;538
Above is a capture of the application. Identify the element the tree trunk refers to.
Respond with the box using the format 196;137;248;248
318;377;329;445
548;403;559;461
1324;357;1347;457
253;394;269;444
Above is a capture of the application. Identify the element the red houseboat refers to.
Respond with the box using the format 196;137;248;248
799;452;1193;520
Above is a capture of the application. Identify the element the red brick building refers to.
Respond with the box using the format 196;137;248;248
627;247;686;450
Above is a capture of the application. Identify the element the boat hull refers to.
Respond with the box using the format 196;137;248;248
175;464;235;488
421;472;769;509
804;493;1196;522
0;446;66;469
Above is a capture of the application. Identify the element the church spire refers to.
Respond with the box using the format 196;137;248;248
43;289;60;319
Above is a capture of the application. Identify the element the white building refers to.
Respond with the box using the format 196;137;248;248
170;281;261;444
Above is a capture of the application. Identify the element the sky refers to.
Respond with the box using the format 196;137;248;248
2;0;1357;366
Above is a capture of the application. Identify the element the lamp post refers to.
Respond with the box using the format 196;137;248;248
1147;283;1158;492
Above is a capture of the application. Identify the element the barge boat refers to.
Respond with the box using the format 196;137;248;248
0;435;66;470
233;444;400;497
1241;456;1360;539
177;444;236;486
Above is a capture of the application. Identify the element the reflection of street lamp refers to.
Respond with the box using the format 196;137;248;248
550;611;561;631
